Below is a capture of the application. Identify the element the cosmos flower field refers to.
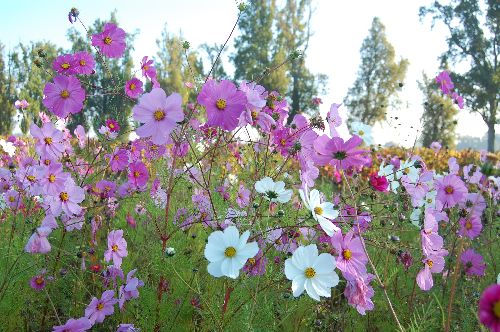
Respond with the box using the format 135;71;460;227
0;7;499;332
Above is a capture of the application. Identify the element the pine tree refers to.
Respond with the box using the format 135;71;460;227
344;17;408;125
420;0;499;152
419;73;458;148
0;42;16;135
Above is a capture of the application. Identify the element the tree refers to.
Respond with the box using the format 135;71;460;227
420;0;499;152
232;0;289;93
200;43;227;81
9;41;59;134
418;72;458;148
66;12;136;137
0;42;16;135
155;26;203;103
276;0;327;124
344;17;409;125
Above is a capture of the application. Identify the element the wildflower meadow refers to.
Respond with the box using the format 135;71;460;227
0;3;499;332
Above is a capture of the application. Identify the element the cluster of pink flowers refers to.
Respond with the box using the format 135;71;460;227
435;70;464;109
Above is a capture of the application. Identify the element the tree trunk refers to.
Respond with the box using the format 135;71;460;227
487;122;495;152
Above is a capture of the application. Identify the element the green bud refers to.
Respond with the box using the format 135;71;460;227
277;210;285;217
252;202;259;209
182;41;190;50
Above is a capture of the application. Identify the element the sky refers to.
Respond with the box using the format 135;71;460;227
0;0;493;147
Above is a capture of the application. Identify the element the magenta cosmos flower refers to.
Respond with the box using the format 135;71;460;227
435;174;468;209
30;272;47;291
46;178;85;217
460;248;486;277
85;289;118;324
43;75;85;118
30;122;65;160
38;162;69;196
330;230;368;277
73;51;95;75
52;54;77;75
140;56;157;80
91;22;126;58
479;284;500;331
125;77;143;98
104;229;128;267
435;70;454;95
197;79;247;131
128;161;149;188
416;253;446;291
458;216;482;239
52;317;92;332
107;148;129;172
343;272;375;315
118;269;144;310
132;88;184;145
313;135;367;170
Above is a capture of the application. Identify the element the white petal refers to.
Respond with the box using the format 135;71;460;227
207;261;223;278
320;203;339;219
277;189;292;203
237;241;259;259
315;271;340;288
311;278;331;298
291;246;312;270
223;226;240;247
204;242;225;262
255;177;273;193
299;189;310;210
309;189;321;207
313;253;335;274
221;258;239;279
237;230;251;249
292;275;306;297
317;217;339;236
304;278;320;301
285;258;302;280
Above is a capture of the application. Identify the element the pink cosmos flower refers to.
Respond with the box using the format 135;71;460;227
38;162;69;196
330;230;368;277
84;289;118;324
125;77;143;98
478;284;500;331
43;75;85;118
451;91;464;109
458;216;482;239
105;118;120;133
416;252;446;291
435;70;454;95
25;227;52;254
104;229;128;267
369;174;389;192
197;79;247;131
243;244;267;276
107;148;129;172
45;178;85;217
52;317;92;332
430;141;442;152
73;51;95;75
4;189;21;209
132;88;184;145
460;248;486;276
52;54;77;75
343;272;375;315
30;273;47;291
128;161;149;188
313;135;367;170
236;184;251;208
95;180;117;199
30;122;65;160
140;56;157;80
14;99;29;109
435;174;468;209
91;23;126;58
118;269;144;310
326;103;342;137
74;125;87;148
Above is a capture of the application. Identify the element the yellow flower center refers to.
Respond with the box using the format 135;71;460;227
8;196;15;202
358;130;364;136
143;65;149;71
48;174;56;183
35;276;44;285
304;267;316;279
493;301;500;319
44;159;51;166
44;137;53;145
251;110;258;120
314;206;323;216
427;259;434;268
108;123;115;129
97;302;104;310
342;249;352;260
59;192;69;202
248;258;256;265
224;246;236;258
79;59;86;66
27;175;36;182
60;90;70;99
104;36;112;45
154;109;166;121
280;139;286;146
112;244;118;252
61;63;70;70
403;168;410;175
427;198;433;203
133;171;140;178
465;221;472;230
216;98;227;110
445;186;454;194
129;83;136;90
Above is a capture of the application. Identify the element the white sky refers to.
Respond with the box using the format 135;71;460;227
0;0;493;146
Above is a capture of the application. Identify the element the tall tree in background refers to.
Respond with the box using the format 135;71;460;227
66;12;135;136
276;0;327;124
232;0;289;93
419;73;458;148
420;0;499;152
344;17;408;125
156;26;203;103
200;43;227;81
9;41;58;134
0;42;16;135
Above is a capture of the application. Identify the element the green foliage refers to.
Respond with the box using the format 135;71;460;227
344;17;409;125
420;0;500;152
0;42;16;135
66;12;136;137
419;72;458;148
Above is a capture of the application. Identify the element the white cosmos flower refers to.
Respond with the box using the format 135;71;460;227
204;226;258;279
410;208;422;227
0;139;16;157
350;122;373;145
285;244;339;301
255;177;292;203
396;159;420;183
378;162;399;193
424;190;437;208
299;188;339;236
